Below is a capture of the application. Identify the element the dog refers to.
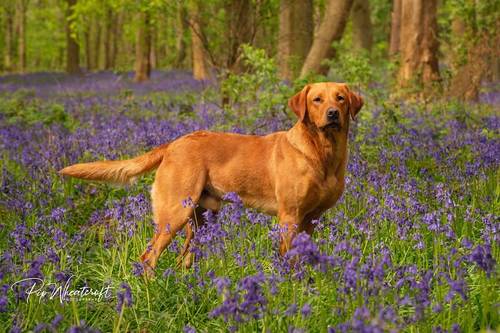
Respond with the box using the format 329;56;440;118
59;82;363;273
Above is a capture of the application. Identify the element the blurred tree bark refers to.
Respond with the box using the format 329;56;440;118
389;0;401;56
85;14;100;71
150;23;158;69
16;0;28;72
108;9;119;69
448;3;499;101
224;0;255;72
351;0;372;52
65;0;80;74
398;0;440;94
278;0;291;79
174;3;188;68
101;8;116;70
99;11;108;70
3;4;15;71
134;10;151;82
278;0;313;80
84;20;91;70
114;11;125;69
190;2;209;80
300;0;354;77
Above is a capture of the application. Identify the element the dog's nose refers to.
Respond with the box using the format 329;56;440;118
327;108;339;120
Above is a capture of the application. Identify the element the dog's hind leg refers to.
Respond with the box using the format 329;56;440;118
140;161;206;275
176;207;204;269
177;195;221;269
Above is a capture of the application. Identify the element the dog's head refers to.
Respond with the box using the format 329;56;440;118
288;82;364;131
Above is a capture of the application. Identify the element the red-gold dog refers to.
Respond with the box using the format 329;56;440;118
60;82;363;273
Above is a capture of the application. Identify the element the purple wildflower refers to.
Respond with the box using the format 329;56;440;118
116;282;133;312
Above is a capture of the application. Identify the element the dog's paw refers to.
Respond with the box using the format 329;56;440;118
182;252;193;269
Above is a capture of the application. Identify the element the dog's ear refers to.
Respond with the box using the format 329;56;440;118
288;85;311;122
348;90;364;121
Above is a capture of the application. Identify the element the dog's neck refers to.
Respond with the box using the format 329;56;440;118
286;121;349;179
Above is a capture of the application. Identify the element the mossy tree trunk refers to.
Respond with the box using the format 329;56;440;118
65;0;80;74
300;0;354;77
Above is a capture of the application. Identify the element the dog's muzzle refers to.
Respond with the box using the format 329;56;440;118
323;108;341;130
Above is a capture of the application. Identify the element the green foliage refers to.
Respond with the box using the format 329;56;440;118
328;48;374;90
0;93;77;130
369;0;393;48
324;44;394;103
24;2;65;72
220;44;296;129
448;0;500;33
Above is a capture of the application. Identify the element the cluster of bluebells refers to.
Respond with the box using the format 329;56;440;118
0;71;498;332
209;271;268;323
116;282;133;312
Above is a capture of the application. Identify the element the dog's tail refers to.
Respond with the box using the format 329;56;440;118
58;144;167;185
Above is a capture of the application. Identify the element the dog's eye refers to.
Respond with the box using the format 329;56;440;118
313;97;322;103
337;95;345;102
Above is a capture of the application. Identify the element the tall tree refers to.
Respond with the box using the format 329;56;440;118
389;0;402;56
150;23;157;69
93;16;101;70
16;0;28;72
174;3;187;68
111;10;124;69
278;0;313;80
83;13;100;71
300;0;354;77
98;12;108;70
107;8;119;69
134;10;152;82
190;2;209;80
448;1;499;101
3;3;15;71
98;8;115;70
351;0;373;52
398;0;440;92
277;0;291;79
224;0;255;72
65;0;80;74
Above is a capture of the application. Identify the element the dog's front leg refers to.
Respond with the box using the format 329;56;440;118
278;212;301;255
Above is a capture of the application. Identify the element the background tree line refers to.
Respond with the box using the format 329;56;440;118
0;0;498;100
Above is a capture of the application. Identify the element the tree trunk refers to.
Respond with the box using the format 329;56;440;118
174;4;188;68
389;0;402;56
3;6;14;71
85;14;100;71
224;0;255;72
100;8;114;70
300;0;354;78
66;0;80;74
398;0;440;92
448;3;498;101
16;0;27;73
351;0;372;52
277;0;292;79
124;22;135;72
99;11;108;70
134;10;151;82
278;0;313;80
107;9;118;69
150;23;157;69
190;3;209;80
421;0;440;84
84;23;91;70
112;11;124;69
93;16;101;71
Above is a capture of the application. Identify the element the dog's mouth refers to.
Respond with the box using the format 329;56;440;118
321;121;341;131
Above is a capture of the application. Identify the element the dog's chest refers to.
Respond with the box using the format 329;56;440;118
315;174;344;210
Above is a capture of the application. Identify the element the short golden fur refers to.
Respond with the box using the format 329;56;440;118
60;82;364;272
